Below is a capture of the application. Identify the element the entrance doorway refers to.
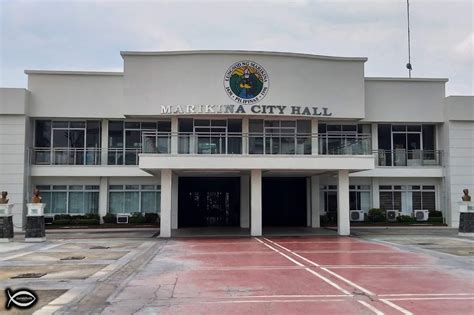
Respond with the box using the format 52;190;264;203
178;177;240;227
262;177;307;226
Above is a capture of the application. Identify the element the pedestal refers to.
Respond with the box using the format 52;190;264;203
25;203;46;242
0;204;14;242
458;202;474;236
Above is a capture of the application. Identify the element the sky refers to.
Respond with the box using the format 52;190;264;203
0;0;472;95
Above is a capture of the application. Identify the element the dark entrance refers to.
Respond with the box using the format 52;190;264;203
263;177;307;226
178;177;240;227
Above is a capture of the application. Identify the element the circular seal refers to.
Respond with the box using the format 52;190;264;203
224;60;269;104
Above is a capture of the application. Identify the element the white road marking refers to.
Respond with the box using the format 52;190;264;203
379;293;474;297
200;299;347;304
256;238;352;296
358;300;385;315
263;237;376;296
387;297;474;301
380;299;413;315
254;238;304;267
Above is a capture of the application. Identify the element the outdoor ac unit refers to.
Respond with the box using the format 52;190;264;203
414;210;429;222
350;210;365;222
386;210;400;222
116;214;129;224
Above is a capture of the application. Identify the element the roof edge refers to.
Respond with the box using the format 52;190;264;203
365;77;448;82
24;70;123;76
120;50;368;62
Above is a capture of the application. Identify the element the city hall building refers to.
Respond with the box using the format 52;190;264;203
1;50;473;237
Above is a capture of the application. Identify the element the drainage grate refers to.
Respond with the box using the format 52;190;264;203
11;273;46;279
89;246;110;250
60;256;86;261
416;242;435;245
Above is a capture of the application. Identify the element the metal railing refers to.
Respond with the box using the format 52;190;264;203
30;148;142;166
142;132;372;156
375;149;442;167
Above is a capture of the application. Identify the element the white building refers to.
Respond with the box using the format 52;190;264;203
0;50;472;236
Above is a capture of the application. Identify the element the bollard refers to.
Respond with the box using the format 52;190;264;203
25;203;46;242
0;204;14;242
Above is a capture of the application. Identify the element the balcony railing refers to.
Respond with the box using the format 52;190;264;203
142;132;372;156
30;148;142;166
375;149;442;167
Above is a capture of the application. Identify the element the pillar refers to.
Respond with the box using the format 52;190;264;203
101;119;109;165
311;175;321;227
306;177;311;227
250;169;262;236
372;178;380;209
311;119;319;155
171;173;179;229
242;118;249;155
240;175;250;228
171;117;178;154
160;170;173;238
98;177;108;224
337;170;350;236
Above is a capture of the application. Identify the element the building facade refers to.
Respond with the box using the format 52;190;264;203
0;50;473;236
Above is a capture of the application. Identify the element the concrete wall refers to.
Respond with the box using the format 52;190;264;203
26;72;124;118
0;88;29;115
122;51;366;119
443;96;474;227
364;79;447;123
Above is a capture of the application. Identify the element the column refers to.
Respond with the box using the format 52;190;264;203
101;119;109;165
371;123;378;164
242;118;249;155
160;170;173;238
98;177;108;224
337;170;350;236
311;175;321;228
171;117;178;154
250;169;262;236
372;178;380;209
306;177;311;227
171;173;179;229
240;175;250;228
311;119;319;155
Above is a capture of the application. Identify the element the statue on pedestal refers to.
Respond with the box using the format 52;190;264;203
0;191;8;204
32;188;42;204
462;189;471;202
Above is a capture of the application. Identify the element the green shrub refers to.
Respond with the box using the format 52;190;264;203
54;214;72;221
75;219;100;226
429;210;443;218
144;213;159;224
368;208;386;222
103;213;117;224
428;216;444;224
52;219;72;226
397;215;416;224
129;212;146;224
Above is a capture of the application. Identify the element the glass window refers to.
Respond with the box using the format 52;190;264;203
40;185;99;215
377;124;391;150
422;125;435;151
70;121;85;128
51;192;67;214
35;120;51;147
86;121;101;148
108;185;161;214
109;121;124;148
69;192;84;214
158;121;171;132
109;192;124;214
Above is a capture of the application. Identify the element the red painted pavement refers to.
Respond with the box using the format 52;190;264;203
109;236;474;314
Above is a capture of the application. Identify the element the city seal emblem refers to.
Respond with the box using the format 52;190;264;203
224;60;269;104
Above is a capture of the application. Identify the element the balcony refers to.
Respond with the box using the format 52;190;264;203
30;148;142;166
375;149;442;167
142;131;372;156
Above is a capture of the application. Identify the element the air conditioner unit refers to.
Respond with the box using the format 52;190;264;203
414;210;429;222
350;210;365;222
116;214;129;224
386;210;400;222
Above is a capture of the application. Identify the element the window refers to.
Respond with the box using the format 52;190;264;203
379;185;436;214
178;119;242;154
318;123;371;155
377;124;436;166
37;185;99;215
108;185;161;214
320;184;372;213
33;120;101;165
108;121;171;165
